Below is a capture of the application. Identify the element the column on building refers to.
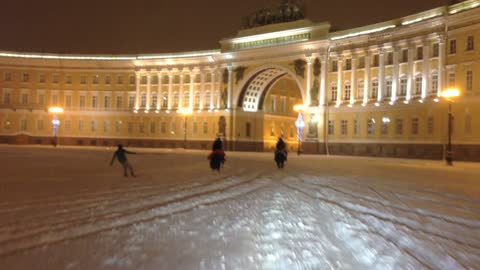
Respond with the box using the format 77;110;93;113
438;36;445;97
306;56;313;106
157;71;162;111
189;71;195;109
406;44;414;101
200;69;206;110
216;68;222;108
210;68;216;110
167;71;173;111
378;48;385;103
179;70;184;109
422;40;430;99
336;55;343;105
134;72;141;111
146;72;152;111
227;65;233;109
350;55;357;105
363;51;370;105
392;48;399;103
319;55;327;106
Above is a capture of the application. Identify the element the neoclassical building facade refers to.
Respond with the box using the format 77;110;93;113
1;0;480;160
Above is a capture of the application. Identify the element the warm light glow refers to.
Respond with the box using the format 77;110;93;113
178;108;193;115
230;28;311;44
293;104;306;112
441;88;460;99
331;25;396;40
48;107;64;114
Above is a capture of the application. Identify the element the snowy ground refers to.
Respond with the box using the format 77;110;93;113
0;145;479;270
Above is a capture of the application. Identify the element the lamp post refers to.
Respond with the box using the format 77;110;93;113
179;108;192;149
48;106;64;147
294;104;306;155
441;88;460;166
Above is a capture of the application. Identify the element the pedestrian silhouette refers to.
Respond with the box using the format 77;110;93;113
110;144;136;177
274;137;287;169
208;138;226;172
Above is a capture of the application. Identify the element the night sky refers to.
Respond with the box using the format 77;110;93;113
0;0;445;54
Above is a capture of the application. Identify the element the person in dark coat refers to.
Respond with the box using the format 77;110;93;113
110;144;136;177
274;138;287;169
208;138;226;172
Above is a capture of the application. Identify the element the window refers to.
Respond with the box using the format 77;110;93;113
381;118;389;135
151;94;158;108
80;76;86;84
466;70;473;92
141;76;147;84
411;118;419;135
341;120;348;135
171;122;176;133
465;114;472;134
416;46;423;60
91;121;97;132
79;96;86;108
204;91;211;108
37;119;44;130
449;39;456;54
431;74;438;94
353;119;360;135
92;75;99;84
367;119;375;135
104;121;109;133
39;74;46;83
128;96;135;108
331;84;338;101
373;54;379;67
3;92;11;104
79;120;84;131
4;72;11;81
400;77;407;96
402;49;408;62
192;122;198;135
415;76;422;95
21;93;28;105
331;60;338;72
357;80;364;99
433;43;439;57
105;75;111;84
371;80;378;99
65;75;72;84
173;92;179;107
328;120;334;135
427;117;434;135
129;76;135;85
183;91;190;107
52;74;59;84
280;97;286;113
246;122;251;137
162;93;168;108
152;76;158;84
91;96;98;108
448;73;456;87
117;76;123;84
194;92;201;108
104;96;110;108
141;94;147;107
467;36;474;51
150;122;156;133
38;94;45;105
20;119;27;131
344;84;351;100
345;59;352;70
116;96;123;108
270;96;276;112
203;122;208;135
395;119;403;135
385;80;392;97
161;122;166;133
52;94;59;105
358;57;365;68
65;95;72;108
387;52;393;65
270;126;275;137
22;73;29;82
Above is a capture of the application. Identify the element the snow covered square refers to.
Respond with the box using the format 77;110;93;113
0;145;479;270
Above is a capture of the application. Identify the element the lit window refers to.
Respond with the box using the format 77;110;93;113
367;119;375;135
344;84;351;100
411;118;419;135
431;74;438;94
52;74;59;84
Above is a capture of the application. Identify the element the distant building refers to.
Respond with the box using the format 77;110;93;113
1;0;480;161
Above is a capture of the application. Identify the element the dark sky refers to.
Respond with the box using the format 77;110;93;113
0;0;445;54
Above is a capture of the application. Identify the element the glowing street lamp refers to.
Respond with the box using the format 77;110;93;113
48;106;64;147
441;88;460;166
294;104;306;155
179;108;193;149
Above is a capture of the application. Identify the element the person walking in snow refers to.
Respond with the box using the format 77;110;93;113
274;137;287;169
110;144;136;177
208;137;226;172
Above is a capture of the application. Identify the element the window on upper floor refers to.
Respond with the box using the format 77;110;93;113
79;96;86;108
448;73;456;87
399;77;407;96
385;80;392;97
373;54;379;67
344;84;351;100
401;49;408;63
330;84;338;101
387;52;393;65
358;57;365;68
367;118;375;135
331;60;338;72
21;93;28;105
328;120;334;135
414;76;422;95
92;75;99;84
371;80;378;99
4;72;12;81
427;117;434;135
432;43;439;57
395;119;403;135
65;75;72;84
39;74;46;83
411;118;419;135
416;46;423;60
357;80;364;99
466;70;473;92
22;72;29;82
65;95;72;108
341;120;348;135
52;74;59;84
116;96;123;108
345;59;352;70
91;96;98;108
80;76;86;84
128;96;135;108
449;39;456;54
431;74;438;94
467;35;475;51
105;75;111;84
129;75;135;85
353;119;360;135
141;76;147;84
117;75;124;85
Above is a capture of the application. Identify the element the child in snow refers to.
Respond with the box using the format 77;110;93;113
110;144;136;177
208;138;226;171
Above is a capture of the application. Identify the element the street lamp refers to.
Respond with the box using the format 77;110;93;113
441;88;460;166
294;104;306;155
179;108;193;149
48;106;64;147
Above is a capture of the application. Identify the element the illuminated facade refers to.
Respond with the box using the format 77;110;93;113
1;0;480;160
